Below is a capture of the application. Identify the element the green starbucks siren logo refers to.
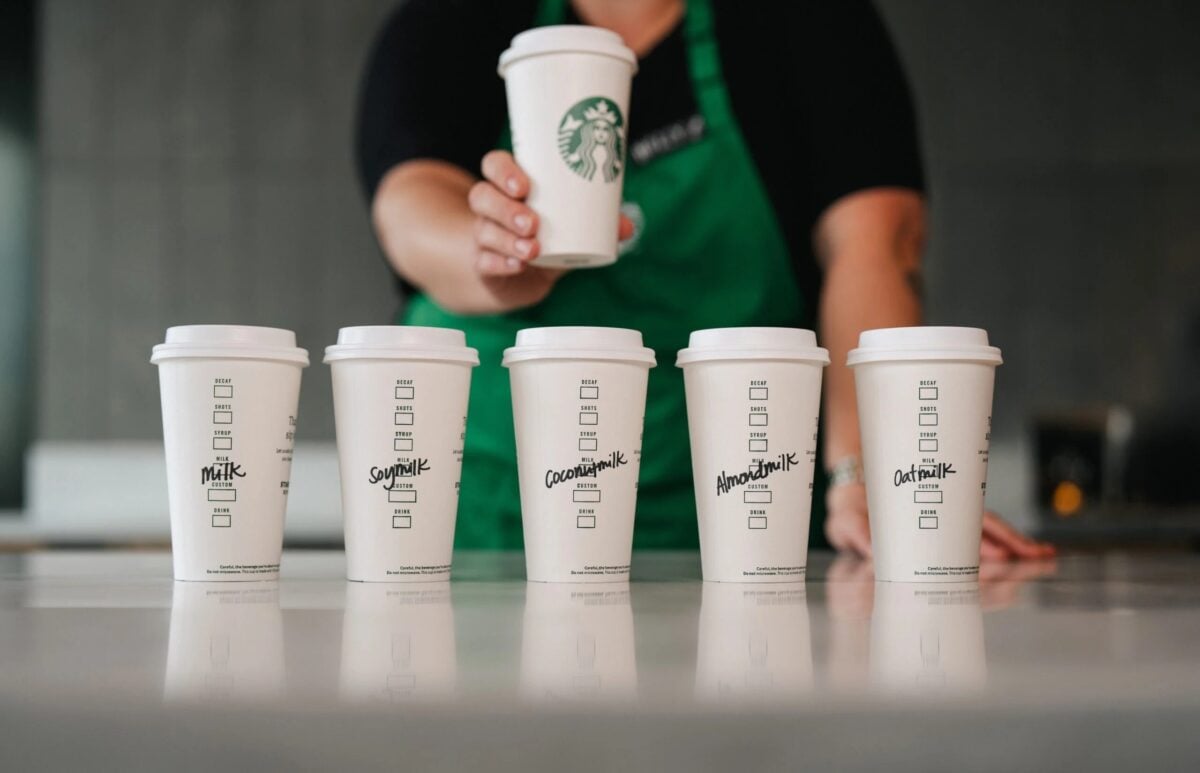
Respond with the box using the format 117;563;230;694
557;97;625;182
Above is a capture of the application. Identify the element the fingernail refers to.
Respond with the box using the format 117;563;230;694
506;177;520;195
514;214;531;233
515;238;533;257
506;257;521;269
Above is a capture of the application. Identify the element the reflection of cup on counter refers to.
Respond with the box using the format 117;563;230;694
325;327;478;582
499;26;636;268
519;582;637;704
848;327;1002;583
339;582;457;705
164;582;284;703
504;328;655;582
870;581;987;694
151;326;308;581
677;328;829;582
695;582;812;704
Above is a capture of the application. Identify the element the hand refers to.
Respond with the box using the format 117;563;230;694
468;151;633;311
824;481;1058;561
825;481;873;557
979;511;1057;561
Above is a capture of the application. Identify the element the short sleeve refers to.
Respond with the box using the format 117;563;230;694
354;0;534;200
798;0;925;214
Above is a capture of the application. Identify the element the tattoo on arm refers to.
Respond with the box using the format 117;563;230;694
904;269;924;302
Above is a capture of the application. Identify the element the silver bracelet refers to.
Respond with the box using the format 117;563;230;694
827;455;864;488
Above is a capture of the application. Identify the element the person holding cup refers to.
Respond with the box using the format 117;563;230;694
356;0;1053;560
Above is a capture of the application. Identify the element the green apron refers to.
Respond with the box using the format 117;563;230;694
405;0;818;549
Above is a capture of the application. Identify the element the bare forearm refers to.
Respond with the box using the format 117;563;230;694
816;188;925;467
371;160;496;314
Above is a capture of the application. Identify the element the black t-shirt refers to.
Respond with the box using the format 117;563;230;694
356;0;924;310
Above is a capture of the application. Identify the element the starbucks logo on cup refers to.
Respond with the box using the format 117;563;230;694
557;97;625;183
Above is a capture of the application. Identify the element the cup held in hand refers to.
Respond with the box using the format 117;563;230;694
499;26;637;269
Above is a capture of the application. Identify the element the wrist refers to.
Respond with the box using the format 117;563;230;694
826;454;863;489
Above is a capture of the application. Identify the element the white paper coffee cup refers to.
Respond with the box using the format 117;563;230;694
499;26;636;268
677;328;829;583
503;327;655;582
519;582;637;704
152;326;308;582
695;582;812;704
338;582;457;704
848;327;1002;583
324;327;478;582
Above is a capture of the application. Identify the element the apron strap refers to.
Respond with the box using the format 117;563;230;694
534;0;566;27
682;0;735;132
534;0;732;131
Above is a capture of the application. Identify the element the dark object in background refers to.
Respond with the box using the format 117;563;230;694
1125;418;1200;508
1036;406;1200;518
0;0;36;509
1034;407;1130;518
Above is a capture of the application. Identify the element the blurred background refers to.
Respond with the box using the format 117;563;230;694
1;0;1197;544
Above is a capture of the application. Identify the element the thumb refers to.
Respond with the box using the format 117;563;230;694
618;213;635;240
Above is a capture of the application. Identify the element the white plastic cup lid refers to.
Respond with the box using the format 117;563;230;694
150;325;309;366
846;326;1002;366
676;327;830;367
498;25;638;77
323;326;479;365
502;326;656;367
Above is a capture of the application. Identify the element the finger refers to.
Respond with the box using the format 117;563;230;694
836;516;872;558
980;537;1010;563
474;218;539;262
481;151;530;199
468;181;538;238
618;213;635;241
847;526;873;559
983;514;1056;559
825;519;850;554
827;555;856;580
475;249;526;277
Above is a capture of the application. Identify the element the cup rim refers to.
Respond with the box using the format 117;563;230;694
323;345;479;365
846;347;1002;366
676;349;830;367
847;325;1002;366
151;343;309;367
498;25;638;76
502;347;656;367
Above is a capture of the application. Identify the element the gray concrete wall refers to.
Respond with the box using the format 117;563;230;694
34;0;1200;508
878;0;1200;436
36;0;398;444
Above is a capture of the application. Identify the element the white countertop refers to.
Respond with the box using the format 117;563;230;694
2;550;1198;771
